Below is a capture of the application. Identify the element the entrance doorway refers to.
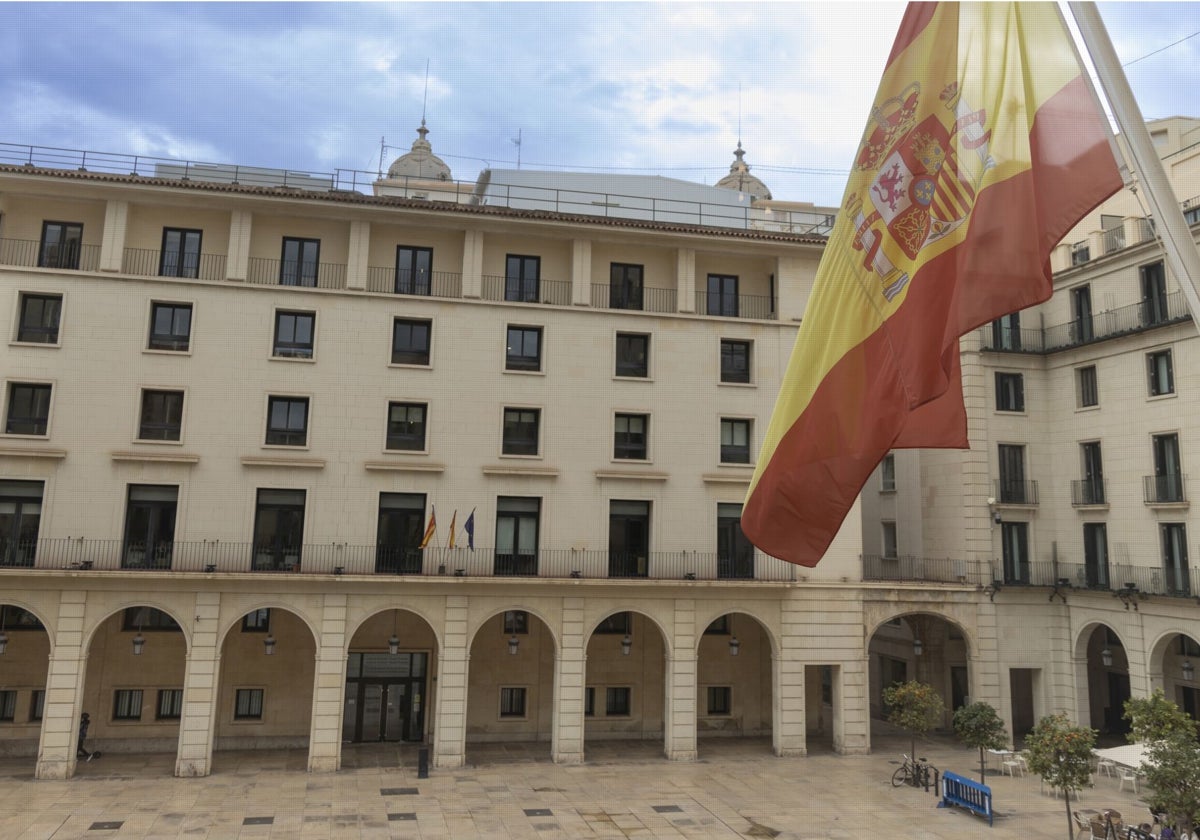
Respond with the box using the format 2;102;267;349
342;653;427;743
1010;668;1037;745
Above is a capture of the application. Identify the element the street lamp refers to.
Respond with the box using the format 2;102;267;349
1101;647;1113;668
913;638;923;657
729;636;741;656
388;634;400;656
508;634;520;655
621;634;632;656
1183;659;1195;682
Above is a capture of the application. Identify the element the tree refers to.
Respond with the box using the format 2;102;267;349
954;701;1009;784
1124;690;1200;837
883;680;945;764
1024;714;1096;840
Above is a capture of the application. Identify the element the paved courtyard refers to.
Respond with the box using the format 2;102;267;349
0;732;1153;839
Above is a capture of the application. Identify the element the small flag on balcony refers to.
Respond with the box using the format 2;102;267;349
464;508;475;551
742;2;1122;567
448;510;458;549
419;506;437;549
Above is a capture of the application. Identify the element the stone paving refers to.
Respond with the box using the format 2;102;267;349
0;733;1154;839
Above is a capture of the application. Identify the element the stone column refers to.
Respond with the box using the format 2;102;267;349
772;652;806;756
552;597;586;764
346;220;370;291
99;200;128;272
664;599;696;761
836;657;870;755
570;239;592;306
461;230;483;299
226;210;252;281
676;248;696;314
433;595;469;768
175;592;221;777
307;594;348;773
35;591;87;779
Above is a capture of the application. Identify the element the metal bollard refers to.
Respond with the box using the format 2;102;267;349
417;747;429;779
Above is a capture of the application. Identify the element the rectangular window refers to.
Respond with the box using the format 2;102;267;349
505;325;542;372
376;493;425;575
1077;365;1099;408
720;339;751;383
123;484;178;570
615;333;649;378
595;612;632;634
1148;349;1174;396
265;396;309;446
113;689;144;721
0;480;44;568
16;293;62;343
5;382;51;435
273;310;315;359
122;607;180;631
38;221;82;269
252;488;305;572
503;610;528;635
29;689;44;722
882;521;898;559
138;389;184;441
706;274;739;317
995;372;1025;412
0;690;16;722
705;615;731;635
148;302;192;352
1080;441;1105;505
505;254;541;302
584;687;595;717
502;407;540;456
386;402;427;451
614;413;648;460
1001;521;1029;584
0;605;44;629
706;686;732;716
720;418;751;464
1071;285;1093;343
610;263;644;310
392;318;432;366
1163;523;1191;596
160;228;202;278
881;453;896;492
717;502;753;579
156;688;184;720
241;608;271;632
1083;522;1109;589
1152;433;1184;503
991;312;1021;350
998;444;1027;503
609;500;650;578
395;246;432;295
499;686;527;718
1141;261;1169;326
495;496;540;575
280;237;319;287
605;687;631;716
234;688;264;720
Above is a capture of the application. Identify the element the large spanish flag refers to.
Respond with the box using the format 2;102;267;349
742;3;1122;567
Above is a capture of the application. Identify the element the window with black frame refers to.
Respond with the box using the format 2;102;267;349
273;311;315;359
148;302;192;351
138;390;184;441
495;496;539;576
386;402;427;451
505;254;540;302
720;339;751;383
392;318;432;366
122;484;178;570
502;408;540;456
395;246;432;295
265;396;309;446
160;228;202;278
614;413;648;460
615;333;649;378
720;418;751;463
5;382;51;435
716;503;753;579
252;489;305;571
16;293;61;344
0;480;43;568
706;274;738;317
609;263;644;310
38;221;82;269
376;493;424;574
608;501;649;578
505;325;542;372
279;237;319;286
994;372;1025;412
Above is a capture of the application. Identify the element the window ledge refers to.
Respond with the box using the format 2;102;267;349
240;455;326;469
717;381;756;389
364;460;445;473
112;450;200;464
269;355;316;364
8;340;61;349
503;368;545;376
1145;500;1190;511
1073;503;1111;512
613;375;653;383
595;469;669;481
142;348;192;357
702;472;752;485
0;445;67;459
482;465;560;478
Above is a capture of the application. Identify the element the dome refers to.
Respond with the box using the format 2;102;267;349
716;142;771;200
386;120;452;182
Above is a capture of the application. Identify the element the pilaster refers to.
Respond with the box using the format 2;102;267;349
461;230;484;299
664;599;696;761
552;597;586;764
773;652;806;757
307;594;348;773
346;220;370;290
35;590;87;779
570;239;592;306
433;595;469;768
175;592;221;777
676;248;696;314
226;210;252;281
99;200;128;272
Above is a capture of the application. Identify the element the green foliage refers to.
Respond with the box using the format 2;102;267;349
954;702;1009;784
1025;714;1097;840
1125;691;1200;835
883;680;945;758
1124;689;1199;744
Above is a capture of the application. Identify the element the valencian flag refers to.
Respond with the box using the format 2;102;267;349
419;506;437;550
448;510;458;549
743;3;1122;566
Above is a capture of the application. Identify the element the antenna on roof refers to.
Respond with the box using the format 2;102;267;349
738;82;743;147
421;59;430;124
378;136;386;178
511;128;522;169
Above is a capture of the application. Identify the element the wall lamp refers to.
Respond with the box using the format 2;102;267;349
1101;646;1113;668
913;637;924;657
729;636;741;656
263;634;277;655
0;629;8;656
388;634;400;656
132;632;146;655
982;580;1003;602
1183;659;1195;682
1114;582;1144;611
508;634;520;655
1049;577;1071;604
621;634;632;656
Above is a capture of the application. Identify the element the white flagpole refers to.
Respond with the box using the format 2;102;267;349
1070;2;1200;335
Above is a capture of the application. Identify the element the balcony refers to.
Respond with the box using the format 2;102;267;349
589;284;677;314
995;479;1039;506
1070;478;1107;507
694;290;776;321
121;247;227;282
480;276;572;306
861;554;984;585
3;540;799;581
982;291;1192;354
1144;474;1187;505
0;237;100;272
246;257;347;290
365;267;462;298
996;560;1200;600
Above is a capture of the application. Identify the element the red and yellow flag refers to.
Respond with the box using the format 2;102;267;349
418;506;437;550
742;3;1122;567
448;510;458;550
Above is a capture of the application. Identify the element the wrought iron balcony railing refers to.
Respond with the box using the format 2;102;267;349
994;559;1200;600
693;290;777;321
1144;474;1187;504
121;247;227;282
365;267;462;297
480;275;572;306
982;292;1192;354
995;479;1039;505
0;237;100;272
589;284;678;314
246;257;347;290
861;554;985;585
1070;478;1107;506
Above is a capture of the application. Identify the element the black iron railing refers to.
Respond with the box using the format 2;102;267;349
122;247;227;282
0;237;100;272
365;267;462;297
1071;479;1107;506
982;292;1192;354
1144;474;1187;504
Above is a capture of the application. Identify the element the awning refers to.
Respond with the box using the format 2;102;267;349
1093;743;1151;770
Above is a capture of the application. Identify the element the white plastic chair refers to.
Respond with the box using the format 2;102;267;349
1096;757;1116;778
1117;767;1138;794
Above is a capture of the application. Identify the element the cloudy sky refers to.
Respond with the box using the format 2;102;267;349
1;2;1197;206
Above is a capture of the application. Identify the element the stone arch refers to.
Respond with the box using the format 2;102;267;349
467;604;560;653
82;600;193;655
692;606;779;659
215;600;321;648
344;604;443;654
0;597;57;648
693;609;775;756
867;608;976;660
1075;621;1130;739
583;607;671;756
0;600;55;765
1146;627;1200;717
587;607;674;659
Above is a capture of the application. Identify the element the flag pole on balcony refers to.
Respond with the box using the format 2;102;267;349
1070;2;1200;337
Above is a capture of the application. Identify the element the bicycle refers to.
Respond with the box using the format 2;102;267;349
891;753;930;788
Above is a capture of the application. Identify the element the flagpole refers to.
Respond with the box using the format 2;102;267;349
1069;2;1200;335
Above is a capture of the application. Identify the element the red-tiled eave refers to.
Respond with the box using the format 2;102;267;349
0;163;830;246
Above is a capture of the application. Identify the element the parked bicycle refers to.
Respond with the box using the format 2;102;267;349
892;753;932;788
